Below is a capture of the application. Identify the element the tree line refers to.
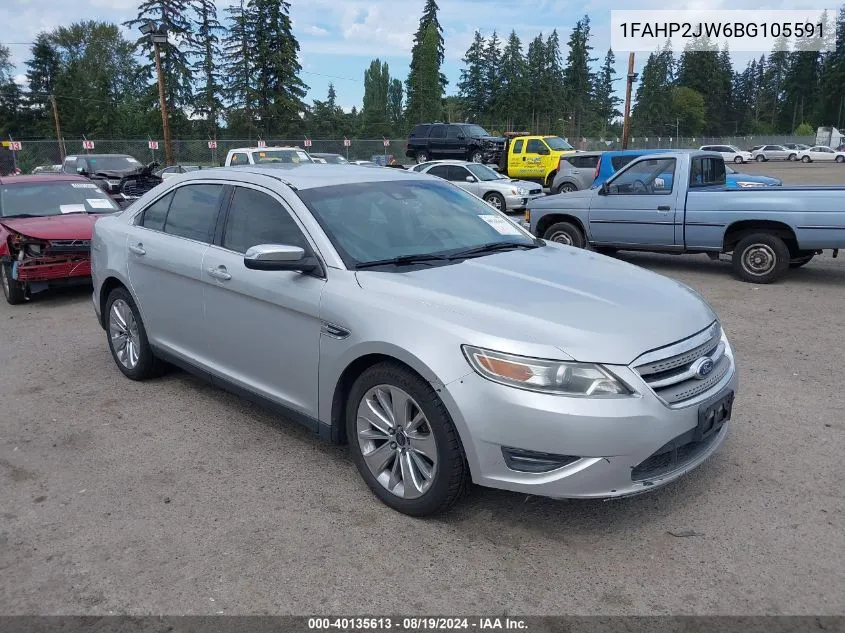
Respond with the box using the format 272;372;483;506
0;0;843;142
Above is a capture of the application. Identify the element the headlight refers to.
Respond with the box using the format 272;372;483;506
512;187;529;196
736;181;764;188
462;345;632;396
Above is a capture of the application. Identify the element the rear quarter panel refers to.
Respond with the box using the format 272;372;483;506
684;188;845;250
90;214;129;317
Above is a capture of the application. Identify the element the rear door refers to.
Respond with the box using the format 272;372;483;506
126;182;227;363
588;156;681;247
201;183;326;416
427;125;447;158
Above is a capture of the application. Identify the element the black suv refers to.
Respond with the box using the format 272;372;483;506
62;154;163;207
405;123;504;164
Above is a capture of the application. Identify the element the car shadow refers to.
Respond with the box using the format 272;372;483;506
23;283;94;307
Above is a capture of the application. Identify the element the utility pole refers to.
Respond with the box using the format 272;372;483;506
140;22;174;166
621;52;636;149
49;94;65;161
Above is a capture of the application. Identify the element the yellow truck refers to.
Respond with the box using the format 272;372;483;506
495;134;577;187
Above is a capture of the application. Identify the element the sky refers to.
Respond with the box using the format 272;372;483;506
0;0;837;116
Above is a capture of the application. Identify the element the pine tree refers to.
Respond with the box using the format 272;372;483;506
222;0;253;134
483;31;502;124
406;18;443;123
816;6;845;128
562;18;593;139
24;34;60;137
387;79;404;135
0;44;23;138
458;31;487;121
361;59;390;137
525;35;545;131
188;0;224;137
496;31;527;131
631;43;674;136
591;49;621;136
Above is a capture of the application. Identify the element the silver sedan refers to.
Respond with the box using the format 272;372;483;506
411;159;544;211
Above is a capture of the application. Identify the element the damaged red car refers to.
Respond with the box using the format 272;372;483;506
1;174;120;304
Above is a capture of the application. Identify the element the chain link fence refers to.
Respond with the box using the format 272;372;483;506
2;135;824;173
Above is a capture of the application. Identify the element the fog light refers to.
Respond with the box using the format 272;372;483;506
502;447;579;473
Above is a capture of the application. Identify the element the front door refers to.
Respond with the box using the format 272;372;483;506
507;139;526;177
126;183;227;363
522;138;549;181
201;184;326;417
445;125;464;157
588;156;681;247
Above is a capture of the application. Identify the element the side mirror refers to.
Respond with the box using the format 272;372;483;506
538;148;550;156
77;166;88;175
243;244;321;274
465;175;476;182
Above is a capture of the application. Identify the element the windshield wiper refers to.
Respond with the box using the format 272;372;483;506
447;241;541;260
355;253;452;270
1;213;41;219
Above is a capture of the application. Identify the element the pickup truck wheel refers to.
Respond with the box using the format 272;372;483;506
789;254;814;268
483;192;506;211
415;151;429;164
801;155;811;163
2;262;26;305
543;222;585;248
347;362;469;516
732;233;790;283
468;149;483;163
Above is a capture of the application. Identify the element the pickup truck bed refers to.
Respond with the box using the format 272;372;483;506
525;151;845;283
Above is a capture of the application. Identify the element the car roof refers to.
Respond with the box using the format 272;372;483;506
68;153;134;158
174;164;428;190
0;174;91;184
419;159;479;166
310;153;341;157
228;146;304;152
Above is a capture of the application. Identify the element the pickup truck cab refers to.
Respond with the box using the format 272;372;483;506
525;151;845;283
496;135;576;187
224;146;314;166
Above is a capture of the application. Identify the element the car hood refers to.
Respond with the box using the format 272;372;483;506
355;245;717;365
0;214;104;240
486;178;541;190
529;189;594;208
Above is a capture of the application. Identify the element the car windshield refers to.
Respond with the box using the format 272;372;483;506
544;137;574;151
466;164;506;181
251;149;313;164
0;181;119;217
297;179;534;268
86;156;141;171
321;155;348;164
464;125;490;137
726;146;743;152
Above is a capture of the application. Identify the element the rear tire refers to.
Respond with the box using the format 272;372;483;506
104;287;164;380
415;151;429;164
731;233;790;284
468;149;483;163
802;155;811;163
734;156;743;164
346;362;469;516
555;183;577;194
1;262;26;305
788;153;797;161
483;191;506;212
836;155;844;163
756;155;765;162
543;221;586;248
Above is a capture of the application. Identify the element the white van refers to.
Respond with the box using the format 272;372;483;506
224;146;315;166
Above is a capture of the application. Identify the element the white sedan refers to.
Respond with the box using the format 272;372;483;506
797;146;845;163
699;145;753;164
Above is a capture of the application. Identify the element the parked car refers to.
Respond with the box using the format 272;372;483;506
406;123;504;164
1;174;120;304
594;150;782;188
551;152;603;193
310;153;349;165
91;164;737;515
751;144;793;161
699;145;753;164
796;146;845;163
224;146;315;166
524;151;844;283
783;143;810;152
156;165;203;180
31;164;63;174
412;160;544;211
62;154;162;206
496;135;577;188
350;160;379;167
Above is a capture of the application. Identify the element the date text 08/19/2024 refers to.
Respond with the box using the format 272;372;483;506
307;617;529;630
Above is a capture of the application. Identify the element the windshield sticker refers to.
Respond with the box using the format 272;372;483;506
87;198;114;209
60;204;86;214
71;182;97;189
479;214;522;236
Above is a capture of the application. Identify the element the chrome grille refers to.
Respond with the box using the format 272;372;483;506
634;324;729;406
529;188;542;195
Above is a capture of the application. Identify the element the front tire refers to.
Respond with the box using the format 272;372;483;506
1;262;26;305
836;156;844;163
468;149;483;163
788;153;797;161
756;155;765;162
346;362;469;516
802;155;811;163
731;233;790;284
734;156;743;164
415;151;429;164
543;221;586;248
105;287;163;380
483;191;506;212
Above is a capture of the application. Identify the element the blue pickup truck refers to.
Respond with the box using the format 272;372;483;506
524;151;844;283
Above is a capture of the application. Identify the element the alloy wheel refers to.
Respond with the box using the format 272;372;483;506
484;194;503;210
109;298;141;369
356;385;438;499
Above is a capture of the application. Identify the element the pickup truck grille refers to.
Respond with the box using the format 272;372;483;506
122;176;161;199
633;323;729;406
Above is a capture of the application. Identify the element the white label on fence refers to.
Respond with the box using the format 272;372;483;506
83;140;94;149
87;198;114;209
60;204;86;214
257;140;266;148
208;141;217;149
343;138;351;147
383;139;390;146
304;139;312;147
148;141;159;149
479;214;521;235
71;183;97;189
10;141;21;150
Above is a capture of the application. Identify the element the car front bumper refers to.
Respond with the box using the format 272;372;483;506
504;192;545;211
440;358;737;499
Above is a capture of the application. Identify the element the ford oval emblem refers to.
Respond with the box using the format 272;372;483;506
692;357;715;379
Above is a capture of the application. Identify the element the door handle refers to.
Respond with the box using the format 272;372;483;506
129;243;146;256
206;266;231;281
657;205;671;211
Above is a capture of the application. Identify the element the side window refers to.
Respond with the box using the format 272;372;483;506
447;166;471;181
77;158;88;173
607;158;676;195
426;165;451;179
63;157;77;173
690;157;725;187
446;125;461;139
229;152;248;166
163;184;224;243
512;139;524;154
139;192;174;231
610;155;637;171
429;126;446;139
410;124;430;138
222;187;307;254
525;139;547;154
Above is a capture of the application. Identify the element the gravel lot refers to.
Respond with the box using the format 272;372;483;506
1;164;844;616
